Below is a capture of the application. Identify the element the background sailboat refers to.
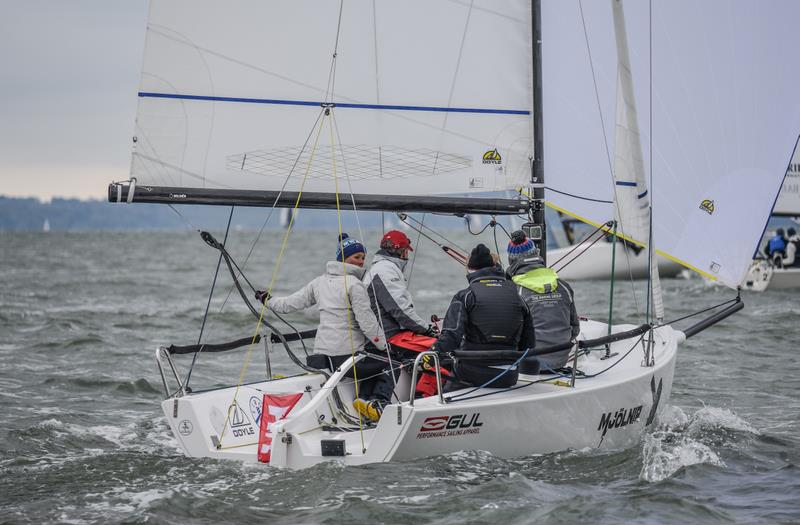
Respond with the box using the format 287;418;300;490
741;147;800;290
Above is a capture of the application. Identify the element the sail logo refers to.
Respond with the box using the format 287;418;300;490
699;199;715;214
482;149;502;164
229;400;256;437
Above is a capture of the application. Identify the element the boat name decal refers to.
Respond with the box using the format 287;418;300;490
170;193;187;199
417;413;483;439
597;405;643;437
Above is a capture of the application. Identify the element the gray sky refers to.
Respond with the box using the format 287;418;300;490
0;1;147;201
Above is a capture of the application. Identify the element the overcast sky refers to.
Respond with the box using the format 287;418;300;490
0;1;148;201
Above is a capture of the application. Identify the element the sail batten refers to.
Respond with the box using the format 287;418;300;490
138;92;531;115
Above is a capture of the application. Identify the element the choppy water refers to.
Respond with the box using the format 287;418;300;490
1;230;799;524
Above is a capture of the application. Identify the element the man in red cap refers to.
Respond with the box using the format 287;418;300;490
364;230;437;357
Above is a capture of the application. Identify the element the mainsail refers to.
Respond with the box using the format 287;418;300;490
128;1;533;201
542;0;800;289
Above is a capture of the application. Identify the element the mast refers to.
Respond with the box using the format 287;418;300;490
531;0;546;264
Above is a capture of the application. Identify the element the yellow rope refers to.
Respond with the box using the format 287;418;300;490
329;110;367;453
218;112;326;447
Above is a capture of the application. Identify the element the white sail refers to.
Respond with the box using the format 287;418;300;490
610;0;663;320
773;146;800;216
542;1;800;289
131;0;533;197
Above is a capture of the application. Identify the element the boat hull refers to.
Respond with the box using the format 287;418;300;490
161;322;680;469
549;242;683;281
740;260;800;291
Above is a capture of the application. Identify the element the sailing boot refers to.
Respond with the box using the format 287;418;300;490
352;398;386;422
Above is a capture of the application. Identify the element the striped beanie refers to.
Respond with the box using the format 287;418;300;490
507;230;539;264
336;233;366;262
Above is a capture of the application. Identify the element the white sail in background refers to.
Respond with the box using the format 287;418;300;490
610;0;662;320
131;0;533;197
542;0;800;289
773;146;800;216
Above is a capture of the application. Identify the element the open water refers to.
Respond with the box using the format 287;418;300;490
1;230;799;524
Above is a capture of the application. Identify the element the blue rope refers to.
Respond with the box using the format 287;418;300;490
446;348;531;401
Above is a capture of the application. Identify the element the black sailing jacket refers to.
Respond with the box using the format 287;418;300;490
435;266;536;354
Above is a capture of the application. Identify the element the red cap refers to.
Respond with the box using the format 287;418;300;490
381;230;413;251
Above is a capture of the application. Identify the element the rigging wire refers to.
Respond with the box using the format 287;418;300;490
331;112;397;385
217;110;327;449
578;0;644;320
545;186;613;204
185;206;234;388
217;109;326;314
328;110;367;452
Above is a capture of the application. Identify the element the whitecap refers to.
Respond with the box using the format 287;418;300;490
640;431;724;483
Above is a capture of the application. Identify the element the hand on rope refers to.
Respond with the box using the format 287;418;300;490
254;289;271;305
423;324;439;337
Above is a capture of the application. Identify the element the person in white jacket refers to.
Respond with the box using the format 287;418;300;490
363;230;434;341
256;234;391;422
782;227;799;267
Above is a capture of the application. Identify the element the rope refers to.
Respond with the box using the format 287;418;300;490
655;297;740;328
544;186;613;204
328;110;367;452
445;348;531;401
217;111;326;448
549;222;609;271
217;109;325;314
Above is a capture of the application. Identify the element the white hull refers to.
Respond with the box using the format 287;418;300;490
740;260;800;291
548;242;682;281
161;321;681;469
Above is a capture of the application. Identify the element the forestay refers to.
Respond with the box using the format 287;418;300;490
131;0;533;197
542;0;800;289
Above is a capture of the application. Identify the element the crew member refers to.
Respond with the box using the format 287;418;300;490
782;227;799;267
256;233;391;422
506;230;580;371
434;243;536;389
765;228;787;264
363;230;434;341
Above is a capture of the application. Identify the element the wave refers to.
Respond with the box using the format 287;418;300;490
640;405;759;482
41;376;161;395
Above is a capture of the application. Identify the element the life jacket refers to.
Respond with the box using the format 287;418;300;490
387;331;450;397
768;235;786;255
462;267;527;351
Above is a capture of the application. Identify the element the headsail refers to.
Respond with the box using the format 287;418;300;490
543;1;800;289
611;0;663;320
128;1;533;201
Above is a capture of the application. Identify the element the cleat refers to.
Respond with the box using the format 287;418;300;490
353;398;384;422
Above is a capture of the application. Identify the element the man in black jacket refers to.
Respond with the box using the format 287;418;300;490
434;243;536;388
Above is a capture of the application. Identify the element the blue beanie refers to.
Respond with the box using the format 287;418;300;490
336;233;366;262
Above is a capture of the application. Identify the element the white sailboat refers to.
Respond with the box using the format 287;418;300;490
111;0;800;468
741;149;800;291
